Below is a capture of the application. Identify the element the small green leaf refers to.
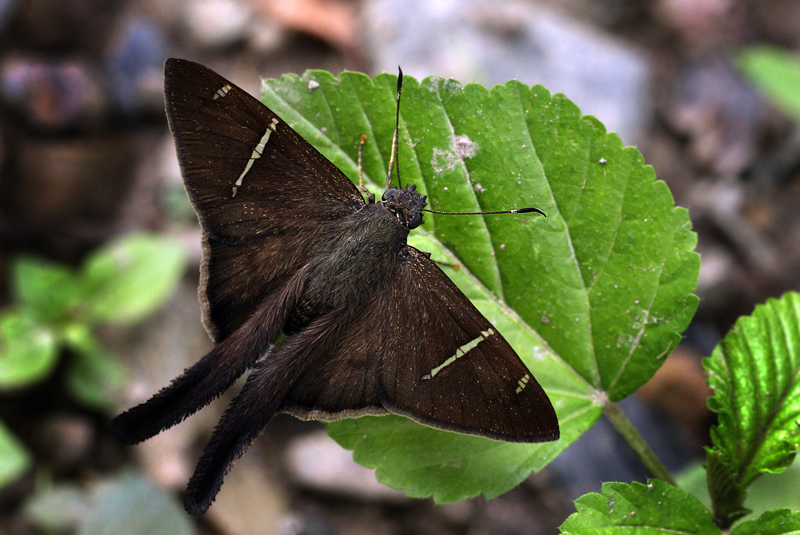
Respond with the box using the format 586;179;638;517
12;257;81;322
262;71;699;502
0;421;31;489
63;326;127;411
80;234;187;325
0;310;59;389
79;473;194;535
744;462;800;521
738;46;800;122
705;291;800;525
560;480;720;534
732;509;800;535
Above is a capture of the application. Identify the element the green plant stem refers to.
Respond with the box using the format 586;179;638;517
706;449;749;529
603;401;677;486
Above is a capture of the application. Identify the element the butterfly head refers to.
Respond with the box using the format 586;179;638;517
381;185;427;229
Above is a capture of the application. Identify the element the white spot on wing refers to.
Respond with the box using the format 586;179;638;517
422;328;495;380
516;373;530;394
232;118;280;197
213;84;232;100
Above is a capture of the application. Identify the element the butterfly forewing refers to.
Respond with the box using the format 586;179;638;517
165;59;364;240
165;59;365;340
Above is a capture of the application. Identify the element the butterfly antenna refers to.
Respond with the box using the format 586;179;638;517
422;206;547;217
385;67;403;190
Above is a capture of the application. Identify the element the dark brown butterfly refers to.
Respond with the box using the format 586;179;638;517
112;59;559;516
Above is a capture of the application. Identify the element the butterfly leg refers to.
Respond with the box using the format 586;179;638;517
356;133;375;203
432;258;460;270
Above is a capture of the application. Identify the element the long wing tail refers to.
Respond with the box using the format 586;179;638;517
112;274;305;444
183;308;346;516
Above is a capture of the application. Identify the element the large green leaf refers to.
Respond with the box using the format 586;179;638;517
705;291;800;523
260;71;699;501
560;480;720;534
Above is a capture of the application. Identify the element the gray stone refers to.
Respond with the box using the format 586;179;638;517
364;0;650;144
286;430;408;503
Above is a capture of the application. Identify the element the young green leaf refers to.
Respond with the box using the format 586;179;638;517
560;480;720;534
261;71;699;501
80;234;187;325
0;421;31;489
62;324;127;411
705;291;800;525
732;509;800;535
0;310;58;389
12;257;81;323
738;47;800;122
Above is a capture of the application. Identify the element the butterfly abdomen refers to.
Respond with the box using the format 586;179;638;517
285;203;408;332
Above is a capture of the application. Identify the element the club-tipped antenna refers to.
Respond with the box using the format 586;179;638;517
385;67;403;190
422;207;546;217
382;69;544;220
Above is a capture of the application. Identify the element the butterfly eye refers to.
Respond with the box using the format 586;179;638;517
382;189;398;201
408;212;423;229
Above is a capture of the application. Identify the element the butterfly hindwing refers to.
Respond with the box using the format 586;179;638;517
183;305;353;515
111;266;308;446
281;246;558;442
376;247;558;442
281;302;388;422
